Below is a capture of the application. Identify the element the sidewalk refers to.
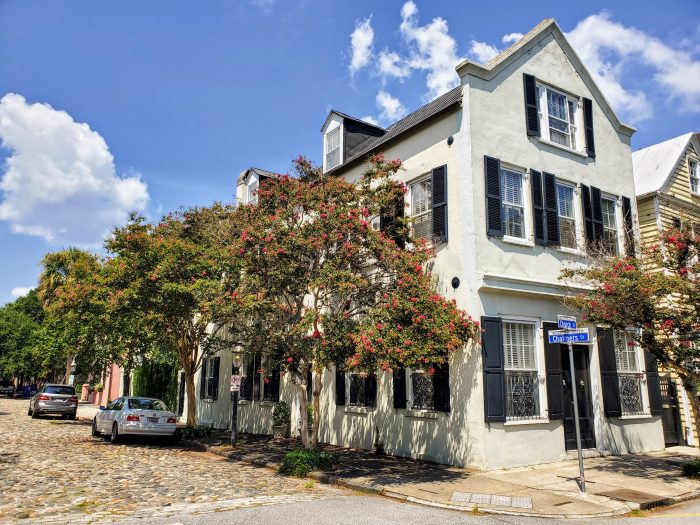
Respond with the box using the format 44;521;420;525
194;433;700;518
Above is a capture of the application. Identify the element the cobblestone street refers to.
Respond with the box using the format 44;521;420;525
0;398;346;524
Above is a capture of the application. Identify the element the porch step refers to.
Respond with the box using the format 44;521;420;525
562;448;613;461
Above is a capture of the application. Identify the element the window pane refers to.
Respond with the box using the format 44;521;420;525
501;171;522;205
326;148;340;169
411;179;432;214
326;128;340;153
547;90;568;120
503;206;524;238
615;332;638;372
503;322;535;370
549;117;570;147
619;375;644;415
602;198;616;229
349;375;368;406
413;212;433;240
556;185;574;218
505;371;541;420
411;373;434;409
501;170;524;238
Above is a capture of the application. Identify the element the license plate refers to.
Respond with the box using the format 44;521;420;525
147;417;159;423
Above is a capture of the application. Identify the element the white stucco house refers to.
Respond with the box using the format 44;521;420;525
183;19;665;470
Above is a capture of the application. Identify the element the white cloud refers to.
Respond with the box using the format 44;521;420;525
376;90;407;123
360;115;381;126
349;17;374;75
567;12;700;122
468;41;499;64
10;287;31;298
377;50;412;82
502;32;523;45
0;93;149;247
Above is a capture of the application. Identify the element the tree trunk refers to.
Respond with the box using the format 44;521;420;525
185;370;197;427
312;370;322;447
296;379;309;448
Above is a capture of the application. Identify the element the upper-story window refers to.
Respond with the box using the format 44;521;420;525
537;84;580;152
557;182;577;249
601;196;618;255
501;168;525;238
325;127;341;170
690;160;699;194
410;176;432;241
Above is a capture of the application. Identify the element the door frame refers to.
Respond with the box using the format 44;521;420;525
561;343;597;450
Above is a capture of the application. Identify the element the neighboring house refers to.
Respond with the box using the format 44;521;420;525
632;131;700;448
81;363;127;406
186;19;665;470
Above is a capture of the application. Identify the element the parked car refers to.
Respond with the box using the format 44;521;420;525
92;396;177;443
0;380;14;398
28;384;78;419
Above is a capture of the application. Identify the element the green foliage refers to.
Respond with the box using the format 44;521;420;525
306;403;314;425
177;425;212;440
682;458;700;478
272;401;291;426
279;449;338;477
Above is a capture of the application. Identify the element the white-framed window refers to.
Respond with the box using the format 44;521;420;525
346;373;374;407
325;127;341;170
501;168;526;239
410;176;432;241
689;160;699;194
502;320;545;421
556;182;577;249
614;331;648;416
246;178;259;205
203;356;218;400
406;367;435;410
537;84;582;152
601;196;619;255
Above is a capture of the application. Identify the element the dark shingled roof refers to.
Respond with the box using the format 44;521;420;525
328;86;462;174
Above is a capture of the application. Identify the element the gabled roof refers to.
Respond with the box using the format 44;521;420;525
320;110;386;133
326;86;462;175
455;18;636;137
632;132;698;197
237;167;279;185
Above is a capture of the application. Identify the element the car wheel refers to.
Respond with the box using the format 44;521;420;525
31;408;39;419
27;406;32;416
91;418;100;437
68;412;76;421
110;423;120;443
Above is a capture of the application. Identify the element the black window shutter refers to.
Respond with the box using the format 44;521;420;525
366;374;377;408
432;165;448;243
433;363;451;412
335;367;346;406
380;196;405;249
543;172;560;246
271;364;281;402
543;323;564;420
622;197;634;256
597;328;621;417
523;74;540;137
591;186;604;241
645;351;663;416
485;156;503;237
210;357;220;401
581;184;594;243
583;98;596;158
531;170;546;245
482;316;506;422
239;357;254;401
199;359;208;400
253;355;261;401
393;368;407;409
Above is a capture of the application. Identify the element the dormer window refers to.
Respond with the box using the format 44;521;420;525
325;127;341;170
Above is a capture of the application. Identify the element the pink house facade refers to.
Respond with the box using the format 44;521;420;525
81;363;125;406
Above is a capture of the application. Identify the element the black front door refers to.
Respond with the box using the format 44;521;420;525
562;345;596;450
660;375;682;446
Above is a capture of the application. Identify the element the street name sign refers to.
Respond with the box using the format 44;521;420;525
230;374;241;392
548;328;590;344
557;315;577;330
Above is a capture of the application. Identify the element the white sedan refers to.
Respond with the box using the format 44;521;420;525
92;396;178;443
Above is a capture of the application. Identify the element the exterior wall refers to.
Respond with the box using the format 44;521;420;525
664;143;700;206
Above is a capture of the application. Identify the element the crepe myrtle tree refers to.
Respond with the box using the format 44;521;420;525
232;155;480;447
104;206;243;426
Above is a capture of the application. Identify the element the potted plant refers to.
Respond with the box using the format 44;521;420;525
94;383;104;393
272;401;290;439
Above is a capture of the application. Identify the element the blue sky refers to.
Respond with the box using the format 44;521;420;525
0;0;698;304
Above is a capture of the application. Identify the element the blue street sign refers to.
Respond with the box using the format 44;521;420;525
557;316;577;329
548;328;590;344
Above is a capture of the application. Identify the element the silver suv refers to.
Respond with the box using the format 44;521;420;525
28;384;78;419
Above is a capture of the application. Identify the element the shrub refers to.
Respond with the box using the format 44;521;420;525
279;449;338;477
94;383;104;392
272;401;290;427
682;458;700;478
178;425;212;440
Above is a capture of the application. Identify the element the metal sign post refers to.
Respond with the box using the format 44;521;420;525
567;340;586;493
230;372;241;447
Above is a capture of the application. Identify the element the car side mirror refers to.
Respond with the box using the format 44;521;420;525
99;406;106;411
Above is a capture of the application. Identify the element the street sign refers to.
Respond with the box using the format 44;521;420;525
557;315;577;330
230;374;241;392
548;328;590;344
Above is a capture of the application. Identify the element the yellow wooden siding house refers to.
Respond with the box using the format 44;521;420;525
632;131;700;448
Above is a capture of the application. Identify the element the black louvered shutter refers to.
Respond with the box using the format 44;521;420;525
543;323;564;420
270;364;281;402
645;351;663;416
485;156;502;237
366;374;377;408
597;328;621;417
523;73;540;137
622;197;634;256
380;196;405;249
199;359;207;399
239;358;254;400
393;368;407;409
433;363;451;412
531;170;546;245
583;98;595;158
209;357;220;400
335;367;346;406
581;184;594;243
482;316;506;422
253;355;261;401
591;186;604;241
543;172;560;246
432;165;447;243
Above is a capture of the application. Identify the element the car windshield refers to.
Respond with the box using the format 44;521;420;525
128;399;168;411
44;385;75;395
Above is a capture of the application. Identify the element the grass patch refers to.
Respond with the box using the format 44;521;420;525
74;500;99;513
303;480;316;489
279;448;338;477
625;509;649;517
682;457;700;478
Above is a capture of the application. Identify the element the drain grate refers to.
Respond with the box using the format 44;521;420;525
598;489;671;510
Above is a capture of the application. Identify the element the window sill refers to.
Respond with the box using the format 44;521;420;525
345;406;373;415
259;401;275;407
618;414;652;420
557;246;585;256
404;409;439;419
504;418;550;426
536;138;589;158
238;400;249;406
202;398;216;403
502;235;535;248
